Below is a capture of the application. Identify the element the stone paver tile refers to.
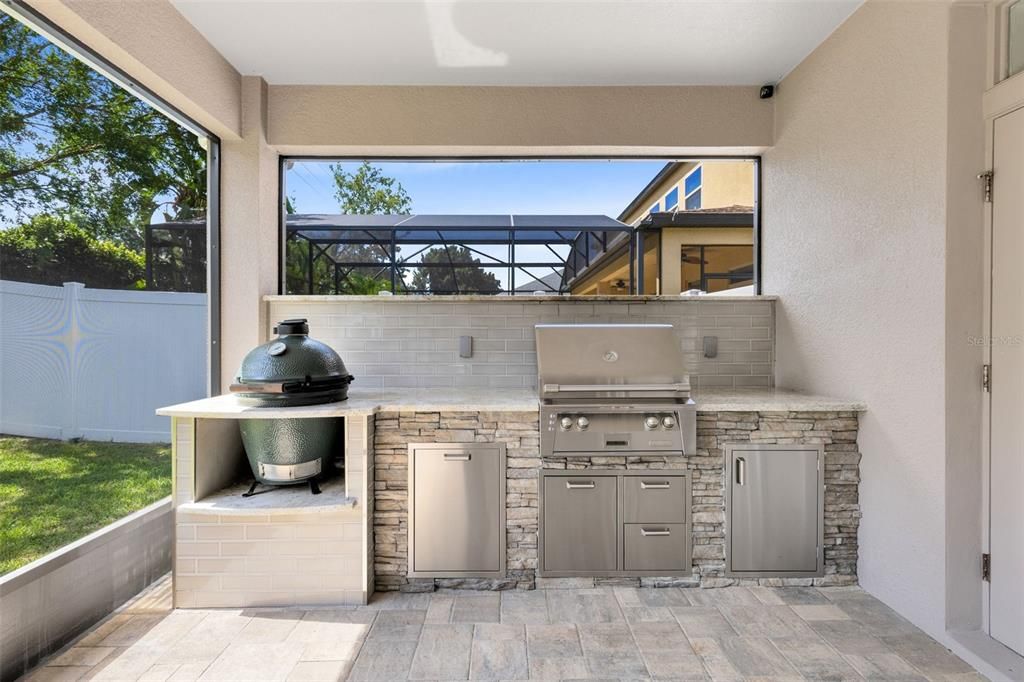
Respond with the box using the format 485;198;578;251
526;623;582;658
842;652;928;681
499;589;549;624
49;647;116;668
452;593;500;623
642;649;709;680
810;619;891;655
347;639;417;681
773;635;863;681
362;609;423;642
836;597;921;634
166;661;215;681
629;621;691;653
818;586;871;601
77;615;133;647
175;610;252;647
286;610;374;644
408;623;473;680
777;587;832;604
300;640;362;662
361;591;431;611
719;636;802;680
747;586;788;605
97;615;165;647
880;633;976;677
686;587;761;607
613;586;646;608
585;650;649;679
718;604;813;639
528;656;589;680
135;611;209;649
286;660;351;681
155;640;228;668
622;605;675;623
138;662;180;681
24;667;93;681
546;588;624;624
474;623;525;640
424;594;454;623
671;606;738;639
792;604;852;621
90;645;166;681
637;587;691;607
235;609;303;643
470;637;528;680
577;622;638;653
199;641;304;681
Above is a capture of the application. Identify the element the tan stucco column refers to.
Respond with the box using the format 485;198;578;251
219;76;279;391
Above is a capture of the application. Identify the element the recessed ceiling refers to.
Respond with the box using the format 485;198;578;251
171;0;862;86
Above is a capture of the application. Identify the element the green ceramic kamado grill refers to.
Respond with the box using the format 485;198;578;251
230;319;354;495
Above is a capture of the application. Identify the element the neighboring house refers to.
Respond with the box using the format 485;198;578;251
513;270;564;294
567;161;756;295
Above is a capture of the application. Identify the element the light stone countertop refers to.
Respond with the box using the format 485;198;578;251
176;479;356;514
693;388;866;412
158;386;864;418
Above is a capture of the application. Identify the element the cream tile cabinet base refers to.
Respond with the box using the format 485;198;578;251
169;414;375;608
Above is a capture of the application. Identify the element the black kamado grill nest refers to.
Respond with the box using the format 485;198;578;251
230;319;354;495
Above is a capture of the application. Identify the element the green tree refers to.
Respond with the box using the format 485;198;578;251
0;15;206;249
286;162;409;294
0;215;144;290
410;246;501;294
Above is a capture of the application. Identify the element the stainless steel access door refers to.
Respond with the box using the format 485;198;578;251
542;475;618;573
726;444;823;577
409;443;505;577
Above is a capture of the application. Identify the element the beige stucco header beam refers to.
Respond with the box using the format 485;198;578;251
24;0;242;140
268;85;774;152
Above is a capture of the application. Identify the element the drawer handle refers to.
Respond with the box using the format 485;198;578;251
641;527;671;537
565;480;596;489
640;480;671;489
444;453;471;461
736;457;746;485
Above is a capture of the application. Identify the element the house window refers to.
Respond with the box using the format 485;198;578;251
665;187;679;210
650;201;660;215
681;245;754;293
683;166;702;210
1010;0;1024;78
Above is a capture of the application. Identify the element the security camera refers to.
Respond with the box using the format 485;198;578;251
759;85;775;99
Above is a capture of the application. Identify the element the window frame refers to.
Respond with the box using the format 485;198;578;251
682;165;703;210
1;0;222;393
681;244;756;293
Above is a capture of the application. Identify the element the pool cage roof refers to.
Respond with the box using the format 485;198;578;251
284;214;637;295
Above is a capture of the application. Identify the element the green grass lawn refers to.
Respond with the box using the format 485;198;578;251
0;436;171;575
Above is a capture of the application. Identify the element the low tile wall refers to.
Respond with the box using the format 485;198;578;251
0;499;171;682
267;296;775;390
372;409;860;592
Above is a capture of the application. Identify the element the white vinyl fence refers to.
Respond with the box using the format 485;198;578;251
0;280;207;443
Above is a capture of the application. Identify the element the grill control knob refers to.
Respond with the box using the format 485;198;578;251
662;415;677;429
559;417;574;431
576;416;590;430
644;416;661;430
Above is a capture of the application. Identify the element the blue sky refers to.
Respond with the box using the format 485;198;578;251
285;160;667;217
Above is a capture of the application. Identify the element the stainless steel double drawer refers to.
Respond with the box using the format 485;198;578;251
541;469;691;577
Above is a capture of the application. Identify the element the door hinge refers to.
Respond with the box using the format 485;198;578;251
978;171;993;203
983;364;991;392
982;553;991;581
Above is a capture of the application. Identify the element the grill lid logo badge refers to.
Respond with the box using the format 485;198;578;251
602;350;619;363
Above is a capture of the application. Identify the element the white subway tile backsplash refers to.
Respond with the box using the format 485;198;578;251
269;298;775;389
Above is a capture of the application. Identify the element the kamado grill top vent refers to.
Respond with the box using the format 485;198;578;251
230;318;354;407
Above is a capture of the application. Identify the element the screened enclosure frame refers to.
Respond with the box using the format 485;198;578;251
284;214;636;295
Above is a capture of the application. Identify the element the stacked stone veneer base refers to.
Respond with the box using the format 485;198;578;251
373;410;860;592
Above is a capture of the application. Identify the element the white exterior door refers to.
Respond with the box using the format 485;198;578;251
990;104;1024;656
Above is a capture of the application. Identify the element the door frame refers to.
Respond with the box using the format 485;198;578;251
981;68;1024;637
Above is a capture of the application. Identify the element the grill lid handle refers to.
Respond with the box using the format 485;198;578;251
274;319;309;335
541;383;690;394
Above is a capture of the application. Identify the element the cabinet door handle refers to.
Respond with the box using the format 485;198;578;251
640;480;670;489
735;457;746;486
444;453;471;461
641;527;671;537
565;480;596;489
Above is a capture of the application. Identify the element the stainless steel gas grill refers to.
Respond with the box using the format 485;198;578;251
536;323;696;459
536;323;697;577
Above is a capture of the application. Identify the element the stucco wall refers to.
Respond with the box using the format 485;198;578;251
763;0;985;640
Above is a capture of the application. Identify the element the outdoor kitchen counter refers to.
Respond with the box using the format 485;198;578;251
693;388;867;412
157;387;540;418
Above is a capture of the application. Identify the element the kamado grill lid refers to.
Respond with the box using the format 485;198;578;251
230;319;354;406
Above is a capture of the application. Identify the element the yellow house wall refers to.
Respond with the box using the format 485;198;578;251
699;162;755;209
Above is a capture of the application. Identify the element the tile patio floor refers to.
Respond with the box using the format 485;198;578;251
23;576;984;681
